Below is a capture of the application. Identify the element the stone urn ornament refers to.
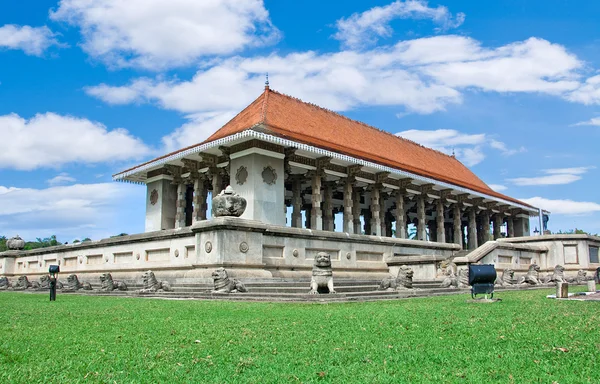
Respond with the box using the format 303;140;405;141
212;186;247;217
6;235;25;250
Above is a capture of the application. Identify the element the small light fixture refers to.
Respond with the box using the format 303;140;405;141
48;265;60;301
533;227;540;235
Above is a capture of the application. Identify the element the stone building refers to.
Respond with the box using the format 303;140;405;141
116;85;537;248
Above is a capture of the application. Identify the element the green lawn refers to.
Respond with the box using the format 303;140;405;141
1;289;598;383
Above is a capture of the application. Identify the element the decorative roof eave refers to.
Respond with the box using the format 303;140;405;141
113;128;539;215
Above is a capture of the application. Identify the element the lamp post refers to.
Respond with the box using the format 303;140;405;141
48;265;60;301
533;227;540;236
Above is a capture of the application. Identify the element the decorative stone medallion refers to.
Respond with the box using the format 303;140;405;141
292;249;299;258
235;166;248;185
239;242;249;253
346;252;351;260
136;253;140;260
150;189;159;206
174;249;180;258
261;166;277;185
205;241;213;253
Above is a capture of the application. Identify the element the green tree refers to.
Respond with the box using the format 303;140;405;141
0;236;7;252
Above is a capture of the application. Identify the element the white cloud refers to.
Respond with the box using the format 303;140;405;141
0;112;152;170
570;116;600;127
489;184;507;192
0;24;61;56
50;0;280;70
489;140;526;156
161;111;238;152
86;35;584;119
47;173;76;186
566;75;600;105
333;0;465;49
508;166;594;186
519;197;600;215
0;183;144;241
396;129;524;166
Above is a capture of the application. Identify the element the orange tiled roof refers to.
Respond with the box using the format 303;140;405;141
119;87;532;208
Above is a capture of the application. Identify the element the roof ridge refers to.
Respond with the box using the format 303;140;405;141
261;85;270;124
267;88;462;163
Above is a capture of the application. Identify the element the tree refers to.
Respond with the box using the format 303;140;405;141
0;236;7;252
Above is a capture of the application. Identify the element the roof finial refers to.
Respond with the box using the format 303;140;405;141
451;147;456;157
265;72;269;90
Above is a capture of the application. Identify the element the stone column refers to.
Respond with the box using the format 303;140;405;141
343;179;354;233
310;172;323;230
453;204;463;249
395;192;406;239
506;217;514;238
481;210;491;243
436;199;446;243
493;214;503;239
304;205;311;229
323;182;334;231
379;194;387;236
468;208;478;250
175;182;187;228
370;185;382;236
211;168;223;197
417;195;426;241
352;187;362;234
192;177;207;223
291;176;303;228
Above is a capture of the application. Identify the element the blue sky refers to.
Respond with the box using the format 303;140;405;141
2;0;600;241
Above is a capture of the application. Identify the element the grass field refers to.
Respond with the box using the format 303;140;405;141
0;288;598;383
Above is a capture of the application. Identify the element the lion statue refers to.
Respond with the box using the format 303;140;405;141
457;268;469;288
440;262;458;288
569;269;593;284
138;270;172;293
544;265;566;284
211;268;247;293
32;275;64;290
379;266;414;291
12;275;32;290
0;276;11;290
65;274;92;291
519;264;542;285
495;268;516;286
99;273;128;291
309;252;336;294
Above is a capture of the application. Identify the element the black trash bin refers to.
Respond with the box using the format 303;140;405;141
468;264;497;299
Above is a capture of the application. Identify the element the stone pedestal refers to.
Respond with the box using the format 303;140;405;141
587;280;596;292
556;282;569;298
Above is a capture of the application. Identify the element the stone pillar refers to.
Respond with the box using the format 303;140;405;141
342;179;354;234
211;168;223;197
323;182;334;231
379;194;387;237
506;217;514;238
291;176;303;228
417;195;426;241
395;192;406;239
304;205;311;229
468;208;478;250
513;216;530;237
370;186;382;236
175;182;187;228
493;214;503;239
481;210;491;243
192;178;207;223
453;204;463;249
352;187;362;234
310;172;323;230
436;199;446;243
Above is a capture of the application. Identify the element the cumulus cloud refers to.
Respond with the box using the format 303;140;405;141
50;0;280;70
333;0;465;49
0;112;152;170
396;129;524;166
519;197;600;215
86;35;584;119
161;111;238;152
0;24;61;55
489;184;507;192
0;183;144;240
508;166;594;186
566;75;600;105
47;173;76;186
570;116;600;127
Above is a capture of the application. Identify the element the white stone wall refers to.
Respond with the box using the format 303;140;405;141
145;178;178;232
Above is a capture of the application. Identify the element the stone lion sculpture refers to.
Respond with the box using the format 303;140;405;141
0;276;11;290
457;268;469;288
65;274;92;291
13;275;32;290
99;273;128;291
138;270;172;293
211;267;247;293
519;264;542;285
379;266;414;291
544;265;566;284
570;269;593;284
495;268;516;286
440;262;458;288
32;275;64;290
309;252;336;294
